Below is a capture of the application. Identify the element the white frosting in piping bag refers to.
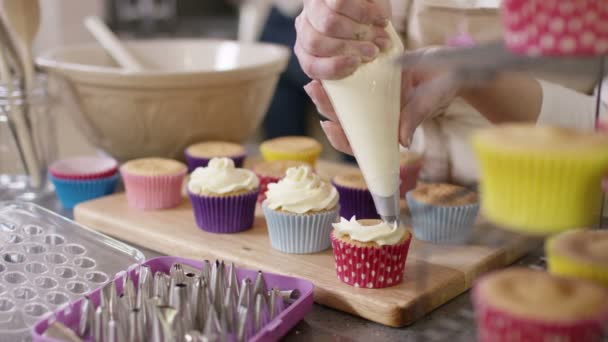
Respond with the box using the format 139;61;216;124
264;166;339;214
188;157;259;195
322;23;404;199
333;217;406;246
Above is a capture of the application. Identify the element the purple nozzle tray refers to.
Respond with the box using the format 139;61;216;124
32;256;314;342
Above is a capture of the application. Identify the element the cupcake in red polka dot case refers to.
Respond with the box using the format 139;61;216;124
330;218;412;289
502;0;608;56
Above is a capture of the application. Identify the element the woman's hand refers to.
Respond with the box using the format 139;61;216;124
294;0;392;80
304;49;462;153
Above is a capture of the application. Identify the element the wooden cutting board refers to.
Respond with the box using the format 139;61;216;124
74;160;537;327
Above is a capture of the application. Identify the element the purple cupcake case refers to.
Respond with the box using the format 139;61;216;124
188;189;259;233
333;182;380;220
185;152;247;172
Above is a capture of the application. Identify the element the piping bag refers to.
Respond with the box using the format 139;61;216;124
322;23;404;225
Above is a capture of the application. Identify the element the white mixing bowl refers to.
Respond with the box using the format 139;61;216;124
37;39;290;161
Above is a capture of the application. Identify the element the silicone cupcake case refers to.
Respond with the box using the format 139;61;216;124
0;202;145;342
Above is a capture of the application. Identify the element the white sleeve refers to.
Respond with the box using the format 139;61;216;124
537;78;608;131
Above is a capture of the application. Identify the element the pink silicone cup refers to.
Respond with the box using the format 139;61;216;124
120;168;187;210
49;156;118;180
502;0;608;56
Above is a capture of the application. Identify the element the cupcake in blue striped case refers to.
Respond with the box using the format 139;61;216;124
50;173;119;209
406;183;479;244
262;166;339;254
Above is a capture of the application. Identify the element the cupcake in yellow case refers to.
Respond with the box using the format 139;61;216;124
473;268;608;342
472;124;608;234
260;136;322;165
546;229;608;287
262;166;339;254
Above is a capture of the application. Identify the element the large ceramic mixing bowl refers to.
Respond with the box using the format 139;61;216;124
37;39;289;161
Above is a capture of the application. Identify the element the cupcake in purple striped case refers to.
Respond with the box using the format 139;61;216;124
188;157;259;234
185;141;247;172
332;170;379;220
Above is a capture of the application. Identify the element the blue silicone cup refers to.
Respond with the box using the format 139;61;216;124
50;173;119;209
263;204;339;254
406;191;479;244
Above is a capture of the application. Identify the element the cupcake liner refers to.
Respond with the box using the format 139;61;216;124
49;156;118;180
189;189;259;234
262;205;338;254
473;142;608;234
256;174;281;204
330;232;411;289
259;147;321;166
333;182;379;220
399;161;423;197
121;169;186;210
185;152;246;173
472;285;608;342
502;0;608;56
406;192;479;244
546;235;608;287
50;173;119;209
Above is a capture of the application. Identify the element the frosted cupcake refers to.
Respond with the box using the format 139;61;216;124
251;160;308;203
473;268;608;342
473;124;608;234
399;151;423;197
260;136;322;165
331;218;412;289
120;158;187;210
188;158;259;233
546;230;608;287
185;141;247;172
406;183;479;243
262;166;339;253
332;170;379;220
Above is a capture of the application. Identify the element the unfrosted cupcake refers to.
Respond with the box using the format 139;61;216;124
260;136;322;165
546;230;608;287
399;151;423;197
473;124;608;234
330;218;412;289
262;166;339;253
120;158;187;210
251;160;308;203
332;170;379;220
473;268;608;342
406;183;479;243
185;141;247;172
188;158;259;234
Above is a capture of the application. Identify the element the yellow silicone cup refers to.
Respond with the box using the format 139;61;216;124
472;132;608;235
260;145;321;165
546;234;608;288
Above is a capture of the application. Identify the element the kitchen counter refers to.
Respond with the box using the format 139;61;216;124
33;194;548;342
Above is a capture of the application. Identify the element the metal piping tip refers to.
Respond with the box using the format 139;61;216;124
155;305;179;342
93;306;108;342
236;304;254;342
210;261;226;314
123;275;136;309
184;330;203;342
170;263;186;284
203;306;221;337
253;271;268;301
253;293;270;334
129;308;146;342
201;260;211;282
222;288;237;334
279;289;301;304
195;277;211;331
106;318;126;342
44;322;83;342
237;278;252;309
153;272;169;305
371;190;401;226
102;279;118;319
78;296;94;338
227;263;240;297
269;288;285;320
146;297;164;342
170;282;193;333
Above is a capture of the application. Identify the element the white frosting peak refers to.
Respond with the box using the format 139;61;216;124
333;217;406;246
264;166;339;214
188;157;259;195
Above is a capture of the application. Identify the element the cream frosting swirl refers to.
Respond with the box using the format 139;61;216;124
188;157;259;195
264;166;339;214
333;217;406;246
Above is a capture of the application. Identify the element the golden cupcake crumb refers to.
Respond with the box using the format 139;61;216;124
260;136;321;153
186;141;245;158
410;183;477;206
333;219;411;248
252;160;308;178
333;170;368;190
121;158;186;176
548;230;608;266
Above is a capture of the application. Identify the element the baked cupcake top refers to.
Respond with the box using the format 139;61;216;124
264;166;338;214
474;124;608;153
333;170;368;190
260;136;322;153
188;158;259;196
333;218;408;246
547;230;608;267
400;151;422;166
121;158;186;176
252;160;308;178
186;141;246;158
409;183;477;206
476;268;608;321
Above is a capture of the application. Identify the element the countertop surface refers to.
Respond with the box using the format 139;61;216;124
31;192;549;342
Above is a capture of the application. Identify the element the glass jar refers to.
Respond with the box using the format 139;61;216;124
0;75;56;200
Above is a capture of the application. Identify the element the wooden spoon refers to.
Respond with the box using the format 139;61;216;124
84;16;143;71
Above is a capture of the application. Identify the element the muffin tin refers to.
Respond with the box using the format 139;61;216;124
0;202;145;342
